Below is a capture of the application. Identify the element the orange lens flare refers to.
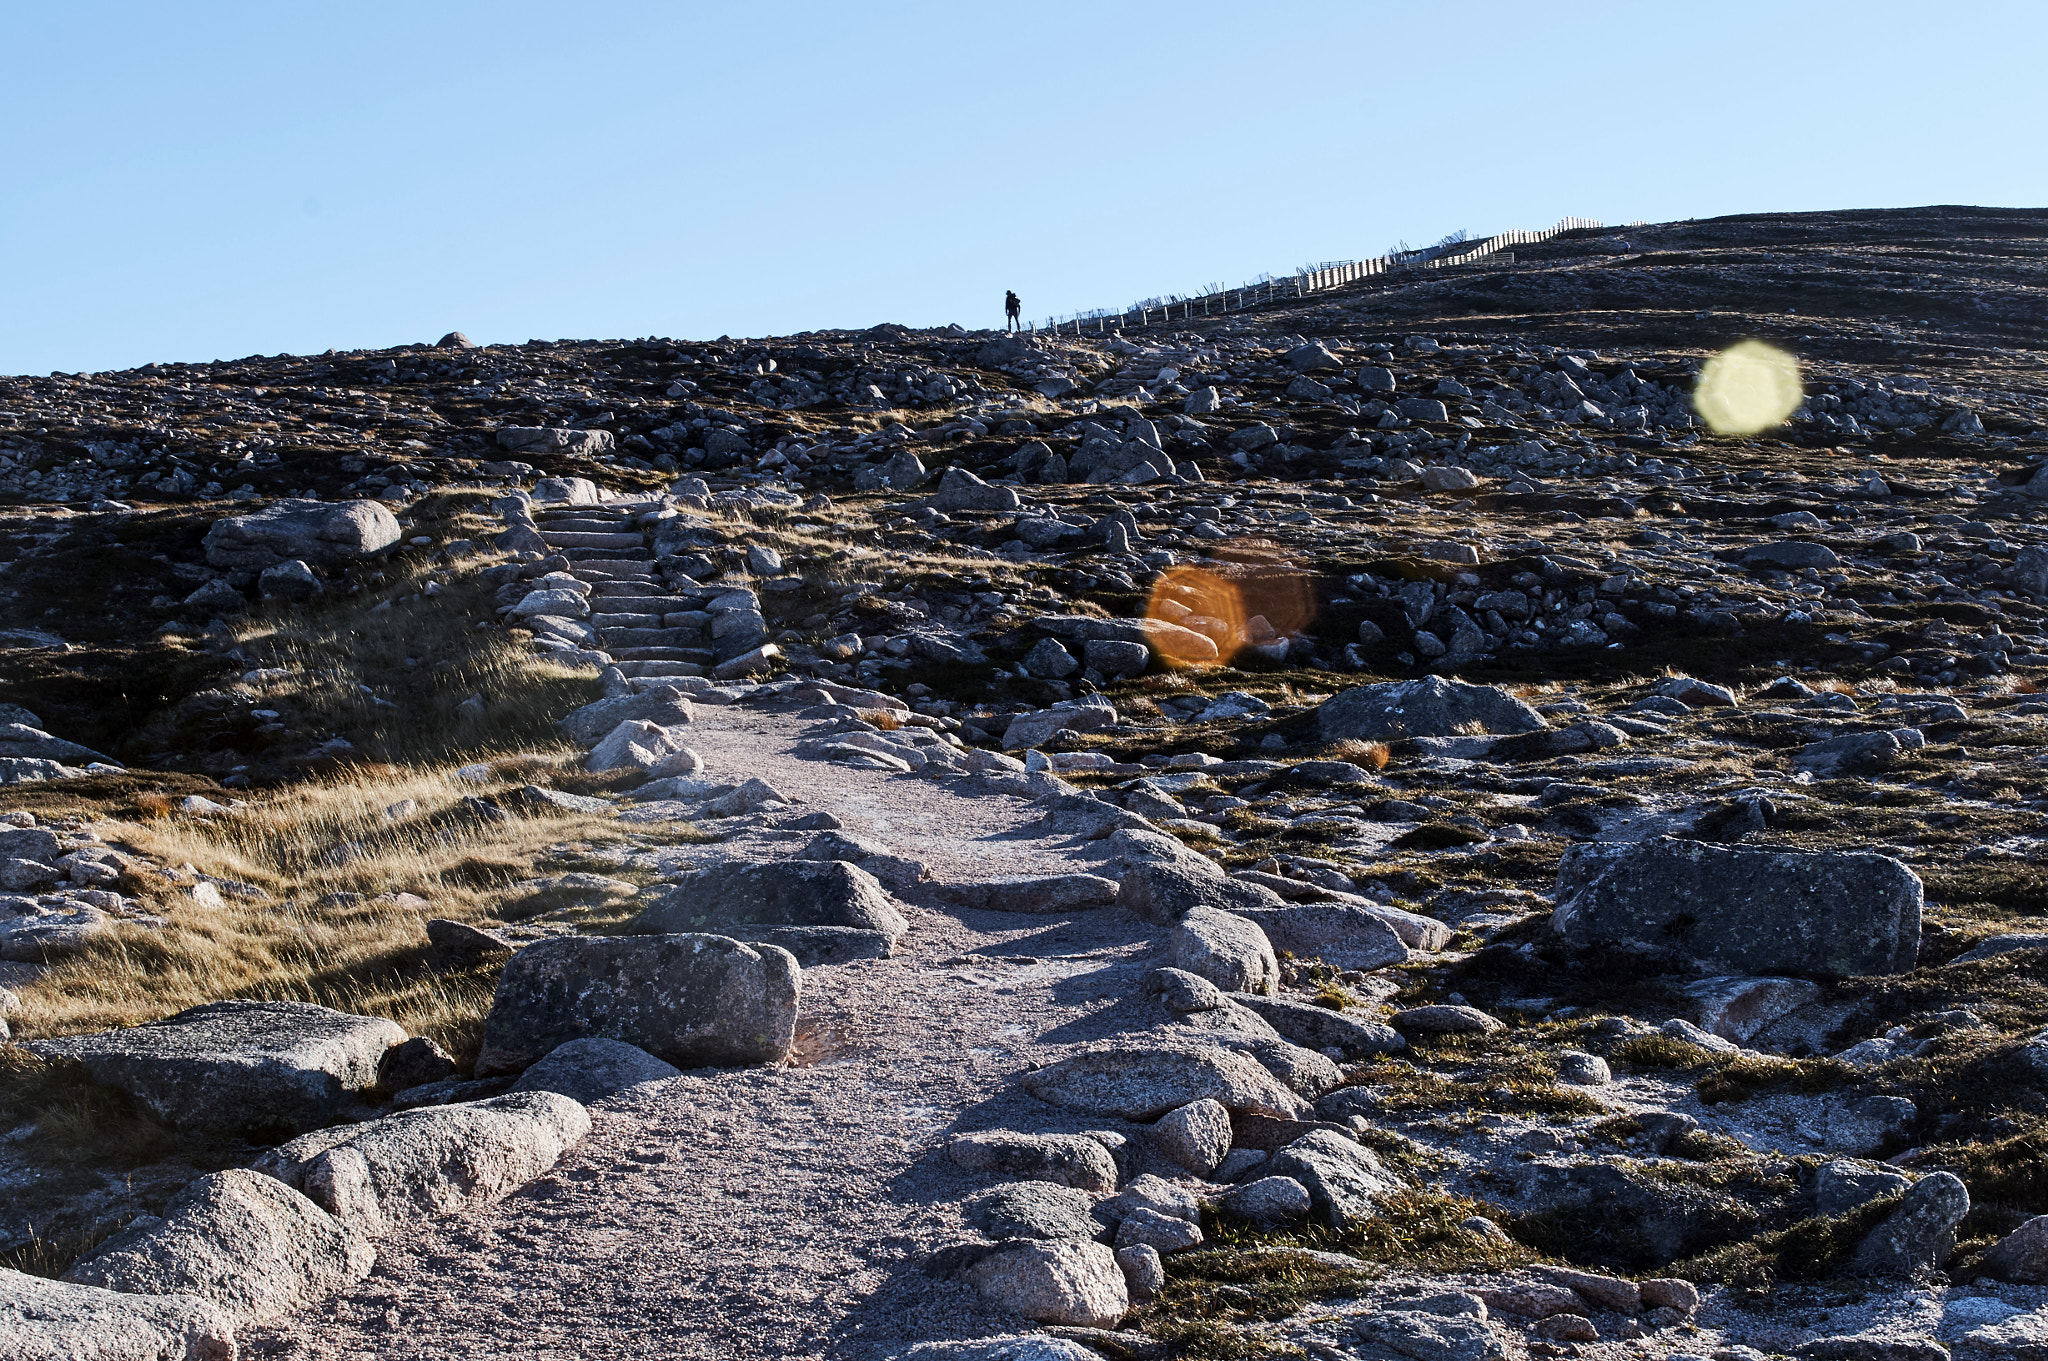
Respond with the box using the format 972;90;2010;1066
1144;554;1320;668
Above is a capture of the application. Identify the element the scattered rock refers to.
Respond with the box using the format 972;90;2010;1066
29;1000;405;1137
1551;837;1923;977
63;1168;374;1325
253;1091;592;1237
0;1267;238;1361
474;934;801;1075
1021;1042;1311;1120
947;1132;1120;1194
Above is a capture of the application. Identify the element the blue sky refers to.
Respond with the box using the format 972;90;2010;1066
4;1;2043;376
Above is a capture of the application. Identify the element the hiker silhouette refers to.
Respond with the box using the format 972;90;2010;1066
1004;290;1021;332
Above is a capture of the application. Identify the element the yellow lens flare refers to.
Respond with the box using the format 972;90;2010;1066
1693;340;1802;437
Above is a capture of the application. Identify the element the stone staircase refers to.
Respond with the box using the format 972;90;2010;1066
532;501;774;685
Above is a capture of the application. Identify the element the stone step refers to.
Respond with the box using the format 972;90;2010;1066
591;612;665;630
538;531;645;549
586;595;691;612
536;518;634;532
602;628;709;649
564;558;657;573
608;646;716;663
613;660;709;679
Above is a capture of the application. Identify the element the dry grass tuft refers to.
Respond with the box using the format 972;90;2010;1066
1322;738;1392;770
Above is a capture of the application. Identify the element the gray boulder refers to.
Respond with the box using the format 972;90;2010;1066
1742;540;1842;570
947;1132;1119;1194
0;1267;237;1361
1020;1042;1310;1120
510;1037;682;1104
930;468;1021;513
1268;1129;1405;1229
1118;859;1269;926
257;559;323;603
1170;907;1280;996
1816;1159;1913;1217
1318;676;1547;741
966;1182;1105;1242
1550;837;1923;978
0;724;114;766
1854;1171;1968;1276
29;1000;404;1137
1353;1311;1507;1361
1219;1175;1312;1227
474;934;800;1075
1;905;108;961
1227;993;1406;1057
964;1239;1127;1328
1151;1097;1232;1175
793;831;929;890
629;860;908;945
202;498;402;570
1227;902;1411;972
556;689;695;746
1004;700;1119;751
1985;1215;2048;1283
63;1168;373;1325
253;1090;591;1238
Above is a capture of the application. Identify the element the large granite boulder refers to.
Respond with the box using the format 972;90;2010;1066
629;860;908;947
474;934;800;1075
202;499;401;570
556;689;695;746
0;1267;237;1361
63;1168;373;1325
1117;859;1273;926
1021;1042;1310;1120
1226;902;1411;972
1317;676;1547;741
964;1239;1128;1328
1550;837;1922;978
29;1000;404;1137
1169;907;1280;996
253;1091;590;1237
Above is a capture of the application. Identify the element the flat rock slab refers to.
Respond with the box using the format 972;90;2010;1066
932;875;1120;914
202;498;400;570
29;999;405;1137
1021;1042;1310;1121
254;1091;592;1238
1551;836;1923;978
631;860;908;943
0;1265;238;1360
475;933;801;1075
63;1168;373;1326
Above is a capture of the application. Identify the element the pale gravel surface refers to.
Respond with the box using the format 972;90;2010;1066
244;699;1173;1360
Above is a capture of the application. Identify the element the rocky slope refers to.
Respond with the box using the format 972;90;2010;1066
6;205;2048;1360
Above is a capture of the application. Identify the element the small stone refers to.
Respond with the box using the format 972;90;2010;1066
1116;1244;1164;1301
1151;1097;1232;1175
1114;1206;1203;1254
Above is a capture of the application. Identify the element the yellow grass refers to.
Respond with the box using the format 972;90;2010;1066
17;762;702;1059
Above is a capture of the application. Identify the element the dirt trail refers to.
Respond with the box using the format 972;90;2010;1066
245;701;1162;1361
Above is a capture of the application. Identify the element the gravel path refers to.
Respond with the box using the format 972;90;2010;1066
244;700;1161;1360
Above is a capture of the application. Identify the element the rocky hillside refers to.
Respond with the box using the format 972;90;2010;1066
6;204;2048;1360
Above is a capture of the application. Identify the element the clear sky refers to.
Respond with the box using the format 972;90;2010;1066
5;1;2043;376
